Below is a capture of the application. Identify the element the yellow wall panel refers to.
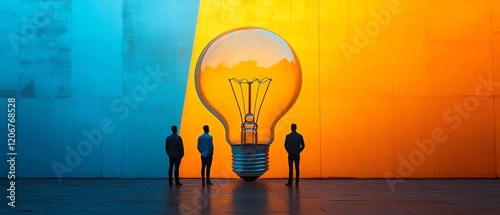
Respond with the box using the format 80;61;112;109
326;0;396;96
288;0;321;178
495;35;500;177
318;0;350;94
494;34;500;96
425;0;492;95
492;0;500;33
183;0;498;179
393;97;495;178
320;97;394;178
496;96;500;177
392;1;427;95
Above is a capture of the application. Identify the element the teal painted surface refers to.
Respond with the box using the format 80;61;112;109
0;0;199;178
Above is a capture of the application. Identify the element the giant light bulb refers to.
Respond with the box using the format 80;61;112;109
195;27;302;182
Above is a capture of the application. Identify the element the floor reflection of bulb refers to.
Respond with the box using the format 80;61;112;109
195;27;302;182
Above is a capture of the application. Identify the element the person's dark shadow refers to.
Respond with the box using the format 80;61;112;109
171;183;214;214
166;182;184;213
228;181;269;213
287;185;301;213
195;184;213;213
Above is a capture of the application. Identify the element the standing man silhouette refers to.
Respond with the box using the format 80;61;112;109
284;123;305;186
198;125;214;186
165;125;184;186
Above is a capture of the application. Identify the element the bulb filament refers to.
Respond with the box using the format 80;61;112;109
229;77;272;144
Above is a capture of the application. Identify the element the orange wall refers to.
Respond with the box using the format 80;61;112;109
494;0;500;178
180;0;500;179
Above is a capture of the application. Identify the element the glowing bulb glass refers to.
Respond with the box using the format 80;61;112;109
195;27;302;181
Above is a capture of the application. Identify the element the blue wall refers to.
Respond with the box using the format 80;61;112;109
0;0;199;179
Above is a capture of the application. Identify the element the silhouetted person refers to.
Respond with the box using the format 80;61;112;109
284;123;305;186
166;125;184;186
198;125;214;186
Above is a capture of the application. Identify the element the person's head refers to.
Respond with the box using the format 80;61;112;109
203;125;209;133
291;123;297;131
171;125;178;133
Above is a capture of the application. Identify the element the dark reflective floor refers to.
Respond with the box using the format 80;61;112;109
1;178;499;214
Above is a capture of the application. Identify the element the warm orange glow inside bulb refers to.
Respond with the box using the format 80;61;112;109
195;27;302;146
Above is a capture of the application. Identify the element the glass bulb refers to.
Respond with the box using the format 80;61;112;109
195;27;302;181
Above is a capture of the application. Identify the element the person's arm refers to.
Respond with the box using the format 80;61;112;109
165;138;170;156
197;136;202;153
179;137;184;158
300;135;305;153
209;136;214;155
284;136;289;153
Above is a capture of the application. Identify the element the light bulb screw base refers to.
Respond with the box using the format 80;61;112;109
231;144;270;182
